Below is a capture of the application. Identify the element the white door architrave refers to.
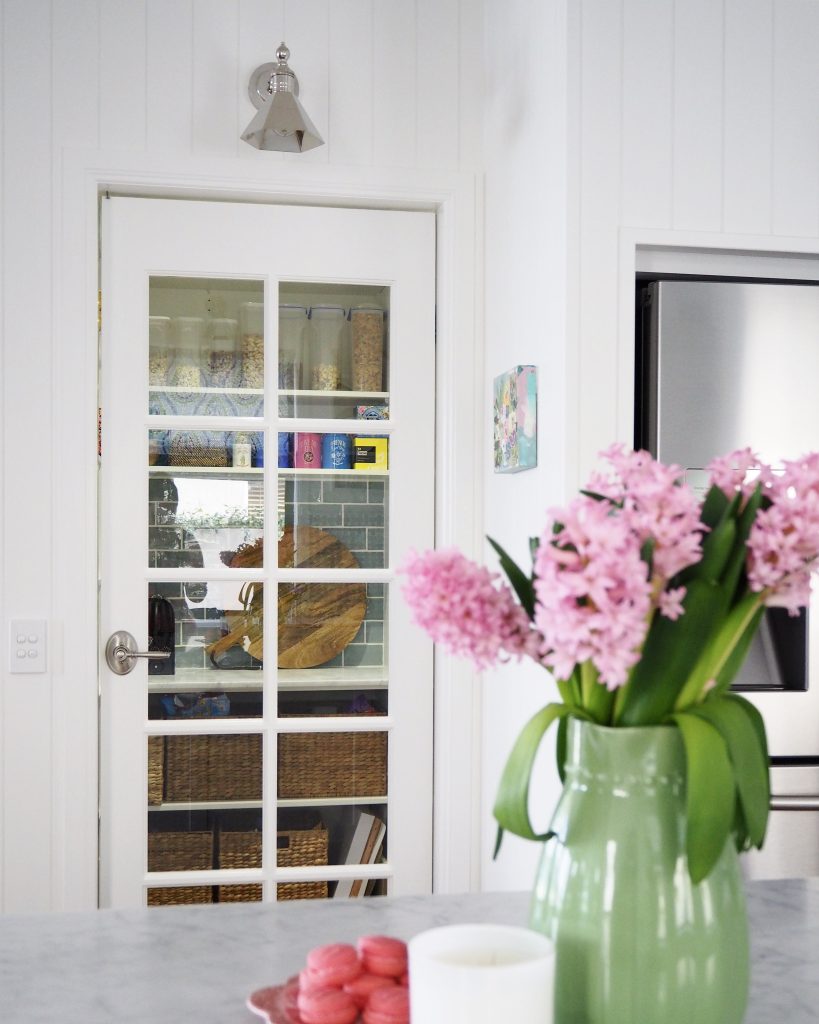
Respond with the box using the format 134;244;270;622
53;151;483;911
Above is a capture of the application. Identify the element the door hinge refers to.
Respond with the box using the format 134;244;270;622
98;407;102;458
98;290;102;333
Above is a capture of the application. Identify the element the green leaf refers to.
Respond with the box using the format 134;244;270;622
487;536;536;619
689;695;769;847
555;714;568;784
672;712;736;883
493;703;574;843
712;606;765;694
615;579;726;726
724;693;771;811
699;484;731;531
684;518;736;585
529;535;540;565
720;485;763;603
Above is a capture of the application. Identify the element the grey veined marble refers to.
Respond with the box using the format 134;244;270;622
0;880;817;1023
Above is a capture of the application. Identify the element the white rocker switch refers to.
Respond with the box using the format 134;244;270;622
9;619;47;673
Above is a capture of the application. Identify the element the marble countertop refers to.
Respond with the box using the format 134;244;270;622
0;879;817;1023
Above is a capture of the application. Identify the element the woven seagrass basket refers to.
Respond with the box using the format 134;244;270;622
163;734;263;802
168;431;228;467
147;886;213;906
277;731;387;800
218;826;329;901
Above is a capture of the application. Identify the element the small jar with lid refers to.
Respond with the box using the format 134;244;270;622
149;316;171;386
171;316;205;388
206;318;239;388
240;302;265;389
351;306;385;392
278;305;307;389
309;305;345;391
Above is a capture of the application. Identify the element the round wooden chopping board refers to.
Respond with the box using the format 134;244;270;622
206;527;367;670
277;525;367;669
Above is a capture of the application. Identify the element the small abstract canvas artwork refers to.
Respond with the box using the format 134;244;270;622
493;365;537;473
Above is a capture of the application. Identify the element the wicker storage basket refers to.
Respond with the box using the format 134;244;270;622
218;884;263;902
147;886;213;906
278;732;387;799
218;826;329;901
168;431;228;467
164;734;263;802
148;830;214;873
148;736;164;805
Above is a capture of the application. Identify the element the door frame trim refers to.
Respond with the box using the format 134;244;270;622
55;148;483;909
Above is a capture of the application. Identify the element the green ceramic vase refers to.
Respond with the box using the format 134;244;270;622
530;718;749;1024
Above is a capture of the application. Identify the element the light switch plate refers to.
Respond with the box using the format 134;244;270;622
9;619;47;673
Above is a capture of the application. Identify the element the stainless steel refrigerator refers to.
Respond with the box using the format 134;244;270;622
638;278;819;879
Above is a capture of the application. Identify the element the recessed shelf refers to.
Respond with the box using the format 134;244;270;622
149;796;387;812
279;468;388;478
147;667;388;693
148;465;263;475
149;385;264;396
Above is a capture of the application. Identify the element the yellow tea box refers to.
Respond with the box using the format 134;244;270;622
353;437;388;471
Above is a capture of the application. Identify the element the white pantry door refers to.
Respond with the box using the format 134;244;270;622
99;197;434;909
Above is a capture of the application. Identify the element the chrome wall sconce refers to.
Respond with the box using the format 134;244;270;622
241;42;324;153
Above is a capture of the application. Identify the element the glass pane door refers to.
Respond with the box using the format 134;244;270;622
99;197;434;909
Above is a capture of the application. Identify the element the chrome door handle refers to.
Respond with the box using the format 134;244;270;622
105;630;171;675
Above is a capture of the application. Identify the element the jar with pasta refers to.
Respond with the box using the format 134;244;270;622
206;318;239;388
149;316;171;386
171;317;204;389
351;306;385;392
309;305;345;391
240;301;264;389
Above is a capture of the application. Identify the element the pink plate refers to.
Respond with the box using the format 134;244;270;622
247;977;302;1024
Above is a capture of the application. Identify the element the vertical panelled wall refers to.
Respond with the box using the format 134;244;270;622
482;0;819;890
573;0;819;482
0;0;483;912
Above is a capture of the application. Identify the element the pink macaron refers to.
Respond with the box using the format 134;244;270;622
297;986;359;1024
305;943;362;988
362;985;410;1024
357;935;408;979
342;971;397;1010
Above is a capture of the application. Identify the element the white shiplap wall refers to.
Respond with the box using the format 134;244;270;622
0;0;482;912
482;0;819;891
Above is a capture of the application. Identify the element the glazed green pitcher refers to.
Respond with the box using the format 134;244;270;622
530;718;749;1024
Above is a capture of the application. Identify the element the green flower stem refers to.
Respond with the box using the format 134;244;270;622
579;661;615;722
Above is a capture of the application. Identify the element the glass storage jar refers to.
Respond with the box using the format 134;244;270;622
351;306;385;392
171;316;205;388
278;305;307;389
149;316;171;386
309;305;345;391
206;318;239;388
240;301;265;389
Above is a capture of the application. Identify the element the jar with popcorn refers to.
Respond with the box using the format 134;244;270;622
351;306;385;392
149;316;171;386
171;316;204;388
240;301;264;389
309;305;345;391
206;317;239;388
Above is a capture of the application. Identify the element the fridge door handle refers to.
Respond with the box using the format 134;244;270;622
770;796;819;811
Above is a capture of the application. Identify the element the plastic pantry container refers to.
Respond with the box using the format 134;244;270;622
309;305;346;391
240;302;264;389
206;318;239;388
351;306;385;392
149;316;171;386
171;317;205;388
279;305;307;389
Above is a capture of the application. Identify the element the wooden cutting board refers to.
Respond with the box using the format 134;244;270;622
278;526;367;669
206;527;367;669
